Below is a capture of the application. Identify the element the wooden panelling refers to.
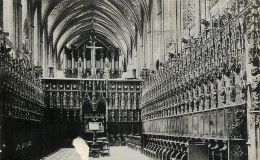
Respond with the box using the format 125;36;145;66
193;115;198;136
210;111;217;137
218;109;225;138
142;106;245;139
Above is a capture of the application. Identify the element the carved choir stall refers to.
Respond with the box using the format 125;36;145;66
141;0;259;160
0;42;46;159
42;78;142;146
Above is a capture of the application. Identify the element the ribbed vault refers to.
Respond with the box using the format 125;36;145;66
41;0;148;61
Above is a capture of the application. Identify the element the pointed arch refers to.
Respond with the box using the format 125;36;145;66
96;99;106;115
82;99;93;115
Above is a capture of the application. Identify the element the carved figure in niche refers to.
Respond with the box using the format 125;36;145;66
212;81;218;108
183;103;188;113
251;74;260;110
205;94;210;110
220;78;227;104
239;73;246;102
199;86;205;110
97;72;100;79
206;83;211;109
220;87;226;104
78;57;82;78
193;97;199;111
21;43;26;58
200;95;205;110
229;74;236;102
105;57;110;68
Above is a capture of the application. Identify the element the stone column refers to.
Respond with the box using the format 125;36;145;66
115;92;118;109
83;53;87;70
64;51;68;69
57;92;60;106
72;51;75;69
63;92;67;106
195;0;201;37
17;2;23;56
42;30;47;77
100;49;104;70
133;92;137;110
127;92;131;110
109;93;112;110
3;0;15;55
70;92;73;106
21;0;28;31
121;93;124;109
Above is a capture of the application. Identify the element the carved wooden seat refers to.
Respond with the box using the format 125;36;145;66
120;134;126;146
114;134;121;146
100;141;110;157
90;143;100;158
108;134;115;146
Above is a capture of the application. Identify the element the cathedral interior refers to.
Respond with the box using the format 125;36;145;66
0;0;259;160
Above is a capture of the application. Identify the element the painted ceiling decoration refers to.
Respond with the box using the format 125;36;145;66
41;0;148;59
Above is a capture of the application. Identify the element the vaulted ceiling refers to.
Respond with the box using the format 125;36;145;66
41;0;149;57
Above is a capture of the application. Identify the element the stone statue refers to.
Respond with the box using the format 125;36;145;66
91;67;97;79
104;68;110;79
105;57;110;68
103;57;110;78
78;57;82;78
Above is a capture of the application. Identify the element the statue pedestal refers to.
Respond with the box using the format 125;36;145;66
104;68;110;79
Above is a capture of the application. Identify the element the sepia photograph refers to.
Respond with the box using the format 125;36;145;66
0;0;259;160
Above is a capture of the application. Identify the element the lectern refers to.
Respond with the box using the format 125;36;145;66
88;122;102;142
88;122;102;158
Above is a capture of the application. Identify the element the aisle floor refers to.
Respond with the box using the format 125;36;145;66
42;147;150;160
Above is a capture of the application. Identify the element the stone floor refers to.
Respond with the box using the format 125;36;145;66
42;148;81;160
42;147;150;160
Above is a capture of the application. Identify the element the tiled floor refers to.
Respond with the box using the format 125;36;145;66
42;147;150;160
